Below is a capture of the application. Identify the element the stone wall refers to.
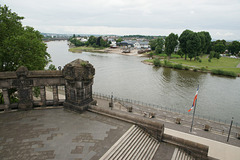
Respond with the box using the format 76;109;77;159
0;59;95;111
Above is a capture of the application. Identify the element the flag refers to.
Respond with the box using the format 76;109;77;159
188;86;199;112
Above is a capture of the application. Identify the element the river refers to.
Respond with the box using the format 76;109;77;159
46;41;240;124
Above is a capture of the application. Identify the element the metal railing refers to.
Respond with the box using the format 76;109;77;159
93;92;240;139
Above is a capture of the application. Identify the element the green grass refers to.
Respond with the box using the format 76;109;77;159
170;57;240;74
156;53;181;58
144;56;240;77
69;46;106;53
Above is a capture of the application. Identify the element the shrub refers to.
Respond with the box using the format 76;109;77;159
199;59;202;63
173;64;183;70
211;69;237;77
153;58;161;67
166;63;173;68
163;60;173;68
184;66;190;70
200;67;207;72
193;68;198;72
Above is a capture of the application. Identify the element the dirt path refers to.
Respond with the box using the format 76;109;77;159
237;62;240;68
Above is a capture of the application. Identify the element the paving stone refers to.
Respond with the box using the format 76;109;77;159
0;108;132;160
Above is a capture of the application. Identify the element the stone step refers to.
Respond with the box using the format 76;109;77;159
100;125;160;160
99;125;137;160
171;148;195;160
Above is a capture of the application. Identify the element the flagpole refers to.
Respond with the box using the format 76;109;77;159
190;85;199;133
190;98;197;132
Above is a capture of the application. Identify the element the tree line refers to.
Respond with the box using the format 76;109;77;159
69;35;110;48
150;29;240;61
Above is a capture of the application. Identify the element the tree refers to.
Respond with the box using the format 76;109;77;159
186;32;201;61
116;38;123;43
88;36;97;46
48;64;57;70
165;33;178;58
228;41;240;55
213;43;225;54
179;29;194;60
150;37;164;54
0;5;51;71
96;36;102;46
197;32;206;57
202;31;212;54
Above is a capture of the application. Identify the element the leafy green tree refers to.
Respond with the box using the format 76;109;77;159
177;49;184;58
48;64;57;70
186;32;201;61
96;36;102;46
228;41;240;55
197;32;206;57
116;38;123;43
165;33;178;58
213;43;225;54
150;37;164;54
0;5;51;101
0;5;51;71
202;31;212;54
179;29;194;60
88;36;97;46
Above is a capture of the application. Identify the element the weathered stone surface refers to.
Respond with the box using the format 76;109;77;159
62;59;95;81
0;59;95;111
63;59;95;112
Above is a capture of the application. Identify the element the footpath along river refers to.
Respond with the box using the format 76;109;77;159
46;41;240;124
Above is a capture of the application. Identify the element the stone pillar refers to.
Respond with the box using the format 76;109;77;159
2;88;10;110
63;59;96;112
13;66;33;110
40;86;46;106
53;85;59;106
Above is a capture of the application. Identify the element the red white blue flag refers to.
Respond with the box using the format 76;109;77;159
188;86;199;112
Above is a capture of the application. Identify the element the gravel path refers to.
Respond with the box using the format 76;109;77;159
237;62;240;68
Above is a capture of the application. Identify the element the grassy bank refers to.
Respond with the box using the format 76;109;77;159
69;46;107;53
145;56;240;77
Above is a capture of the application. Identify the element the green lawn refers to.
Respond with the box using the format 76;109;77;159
170;57;240;74
145;56;240;75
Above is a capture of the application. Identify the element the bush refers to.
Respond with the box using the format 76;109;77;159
163;60;173;68
199;59;202;63
193;68;198;72
153;58;161;67
165;63;173;68
173;64;183;70
211;69;237;77
200;67;207;72
184;66;190;70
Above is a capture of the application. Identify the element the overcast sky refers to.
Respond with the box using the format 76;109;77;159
1;0;240;40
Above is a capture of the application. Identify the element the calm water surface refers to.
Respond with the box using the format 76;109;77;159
47;41;240;124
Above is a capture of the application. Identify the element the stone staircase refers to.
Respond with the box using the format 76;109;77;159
171;148;195;160
100;125;160;160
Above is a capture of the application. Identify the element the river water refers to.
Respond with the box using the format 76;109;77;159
46;41;240;124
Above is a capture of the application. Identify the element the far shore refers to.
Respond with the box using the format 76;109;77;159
69;46;148;57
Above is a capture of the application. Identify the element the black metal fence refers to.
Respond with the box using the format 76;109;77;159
93;92;240;139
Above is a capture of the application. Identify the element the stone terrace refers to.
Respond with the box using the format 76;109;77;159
0;108;177;160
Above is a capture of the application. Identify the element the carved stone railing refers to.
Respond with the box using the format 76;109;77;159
0;59;95;112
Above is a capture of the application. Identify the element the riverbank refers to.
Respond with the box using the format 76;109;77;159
69;46;147;57
144;57;240;77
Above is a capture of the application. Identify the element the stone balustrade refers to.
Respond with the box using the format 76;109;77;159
0;59;95;112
